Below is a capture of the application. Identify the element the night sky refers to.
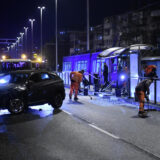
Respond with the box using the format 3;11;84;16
0;0;158;43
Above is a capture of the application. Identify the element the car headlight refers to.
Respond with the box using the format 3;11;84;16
0;75;11;85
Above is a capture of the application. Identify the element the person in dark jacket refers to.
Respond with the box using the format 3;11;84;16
101;63;108;92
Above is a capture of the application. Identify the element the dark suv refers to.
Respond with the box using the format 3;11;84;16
0;70;65;114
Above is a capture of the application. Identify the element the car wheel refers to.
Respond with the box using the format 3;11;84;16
8;98;26;114
51;93;63;109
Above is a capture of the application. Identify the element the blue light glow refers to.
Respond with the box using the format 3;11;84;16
0;109;10;116
0;75;11;85
120;75;125;81
98;93;104;98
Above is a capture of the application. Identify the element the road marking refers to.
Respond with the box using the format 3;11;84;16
89;124;120;139
63;110;119;139
63;110;72;115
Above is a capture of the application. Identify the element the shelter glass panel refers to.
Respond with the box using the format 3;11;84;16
130;54;138;97
63;62;72;71
75;61;87;72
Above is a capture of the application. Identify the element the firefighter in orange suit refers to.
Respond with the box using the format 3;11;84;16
69;70;84;100
135;79;153;117
136;65;157;117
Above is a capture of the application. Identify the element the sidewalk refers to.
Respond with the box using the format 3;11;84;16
65;85;160;111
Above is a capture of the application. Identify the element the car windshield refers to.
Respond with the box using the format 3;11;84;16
0;73;29;84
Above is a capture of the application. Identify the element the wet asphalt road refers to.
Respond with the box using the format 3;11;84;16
0;88;160;160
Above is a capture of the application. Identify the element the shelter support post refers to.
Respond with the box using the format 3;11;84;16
154;80;157;104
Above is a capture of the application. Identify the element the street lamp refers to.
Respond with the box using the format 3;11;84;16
55;0;58;72
12;43;16;57
21;54;27;59
20;32;24;53
38;6;45;57
24;27;28;54
29;19;35;53
17;37;21;42
2;55;6;60
7;46;10;52
17;37;21;58
87;0;90;51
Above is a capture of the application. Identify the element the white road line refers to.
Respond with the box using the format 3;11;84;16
89;124;120;139
63;110;72;115
63;110;119;140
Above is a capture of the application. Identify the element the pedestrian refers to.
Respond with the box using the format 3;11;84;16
122;66;129;95
69;70;84;101
135;79;153;117
101;63;108;92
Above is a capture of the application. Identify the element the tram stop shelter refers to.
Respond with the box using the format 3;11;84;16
98;44;160;104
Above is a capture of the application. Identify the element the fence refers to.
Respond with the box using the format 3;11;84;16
58;72;160;104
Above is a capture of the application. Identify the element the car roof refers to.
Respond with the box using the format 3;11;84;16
0;59;31;62
9;70;57;75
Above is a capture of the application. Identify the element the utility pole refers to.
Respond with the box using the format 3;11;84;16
29;19;35;54
55;0;58;72
87;0;90;51
38;6;45;57
24;27;28;54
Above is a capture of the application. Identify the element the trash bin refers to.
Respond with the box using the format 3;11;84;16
94;74;99;92
94;74;99;85
115;88;121;97
84;88;88;96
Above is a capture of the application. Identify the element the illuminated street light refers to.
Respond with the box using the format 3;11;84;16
21;54;27;59
7;46;10;51
29;19;35;53
20;32;24;53
17;37;21;42
24;27;28;54
16;37;21;58
38;6;45;57
2;55;6;60
37;56;42;62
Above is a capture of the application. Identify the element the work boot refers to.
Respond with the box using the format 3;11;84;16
74;97;78;101
138;111;147;118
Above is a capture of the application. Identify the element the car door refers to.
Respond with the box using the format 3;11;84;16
28;73;44;104
39;72;51;100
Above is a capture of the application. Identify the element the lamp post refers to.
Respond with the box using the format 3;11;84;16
20;32;24;53
87;0;90;51
29;19;35;54
17;37;21;58
7;46;10;52
12;43;16;58
38;6;45;58
7;46;10;56
16;37;21;58
24;27;28;54
55;0;58;72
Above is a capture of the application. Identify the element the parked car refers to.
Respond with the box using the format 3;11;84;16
0;70;65;114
